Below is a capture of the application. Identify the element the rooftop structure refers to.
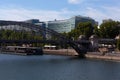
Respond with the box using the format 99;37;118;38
102;19;113;23
24;19;40;24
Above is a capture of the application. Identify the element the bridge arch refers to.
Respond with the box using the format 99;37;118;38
0;20;88;57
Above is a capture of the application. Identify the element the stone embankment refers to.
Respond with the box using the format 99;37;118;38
43;49;78;56
43;49;120;61
86;52;120;61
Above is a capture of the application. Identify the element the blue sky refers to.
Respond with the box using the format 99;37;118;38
0;0;120;24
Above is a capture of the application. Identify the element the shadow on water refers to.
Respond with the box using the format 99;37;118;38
68;56;85;60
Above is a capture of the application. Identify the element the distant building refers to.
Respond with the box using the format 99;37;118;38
46;15;97;33
25;19;40;24
102;19;113;23
24;19;46;28
0;16;97;39
0;20;32;31
0;19;46;32
24;19;46;39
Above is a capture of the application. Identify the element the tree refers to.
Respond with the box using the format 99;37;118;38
117;39;120;50
99;21;120;38
93;25;100;37
68;22;94;40
0;29;43;47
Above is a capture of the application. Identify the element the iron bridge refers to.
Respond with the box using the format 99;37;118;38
0;20;90;57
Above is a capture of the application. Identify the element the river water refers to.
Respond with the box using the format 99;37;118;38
0;54;120;80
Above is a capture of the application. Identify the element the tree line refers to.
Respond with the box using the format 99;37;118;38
0;20;120;49
0;29;43;47
62;20;120;50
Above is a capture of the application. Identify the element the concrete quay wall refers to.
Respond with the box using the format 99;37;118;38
85;52;120;61
43;49;120;61
43;49;78;56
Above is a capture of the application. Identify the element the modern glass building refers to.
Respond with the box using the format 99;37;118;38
24;19;46;28
46;19;74;33
0;19;46;31
46;15;97;33
25;19;40;24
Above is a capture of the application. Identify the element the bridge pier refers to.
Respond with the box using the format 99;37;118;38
78;54;86;58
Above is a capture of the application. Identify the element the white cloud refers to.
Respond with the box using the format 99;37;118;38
0;6;120;24
0;7;82;21
84;7;108;24
68;0;83;4
84;7;120;24
0;8;70;21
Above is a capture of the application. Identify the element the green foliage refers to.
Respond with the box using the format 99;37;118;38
67;22;94;40
0;29;43;47
93;25;100;36
99;21;120;38
117;39;120;50
0;30;43;40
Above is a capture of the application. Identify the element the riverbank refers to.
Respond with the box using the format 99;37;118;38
86;52;120;61
43;49;120;61
43;49;78;56
1;48;120;61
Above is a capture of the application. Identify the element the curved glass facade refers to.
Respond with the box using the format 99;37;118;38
46;16;97;33
46;19;75;33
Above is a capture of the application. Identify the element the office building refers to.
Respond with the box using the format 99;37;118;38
46;15;97;33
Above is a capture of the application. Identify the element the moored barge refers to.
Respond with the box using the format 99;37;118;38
0;46;43;55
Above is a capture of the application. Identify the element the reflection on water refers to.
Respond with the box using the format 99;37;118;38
0;54;120;80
